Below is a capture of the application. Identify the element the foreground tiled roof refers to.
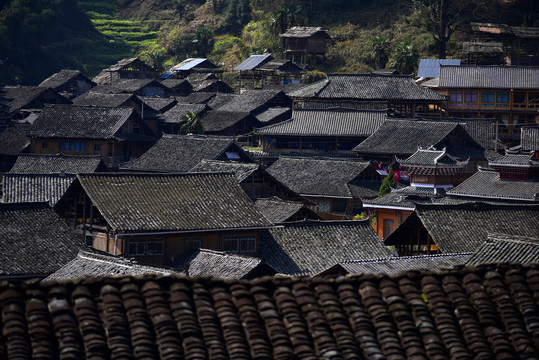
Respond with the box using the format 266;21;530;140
2;173;76;206
324;253;471;275
254;108;386;137
260;220;394;275
301;74;447;101
438;65;539;89
386;202;539;253
9;154;106;174
447;169;539;202
5;263;539;358
353;120;463;157
466;234;539;265
255;197;320;224
0;202;81;277
122;134;252;172
42;248;177;283
173;249;276;279
522;127;539;151
28;105;133;139
71;172;271;232
267;157;380;198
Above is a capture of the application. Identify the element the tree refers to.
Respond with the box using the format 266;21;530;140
370;36;391;70
390;40;419;74
139;48;167;71
195;27;215;57
412;0;480;59
180;111;204;135
378;168;397;197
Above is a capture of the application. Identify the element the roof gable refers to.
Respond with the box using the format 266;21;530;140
65;172;271;232
260;220;393;275
122;134;252;172
28;105;134;139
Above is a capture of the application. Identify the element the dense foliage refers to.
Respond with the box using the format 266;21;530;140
0;0;536;85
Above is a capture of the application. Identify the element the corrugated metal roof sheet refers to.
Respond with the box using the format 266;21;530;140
170;58;208;71
234;54;273;71
417;59;461;78
438;65;539;89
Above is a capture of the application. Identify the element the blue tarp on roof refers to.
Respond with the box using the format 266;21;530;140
170;58;208;71
160;72;174;79
234;54;273;71
417;59;461;78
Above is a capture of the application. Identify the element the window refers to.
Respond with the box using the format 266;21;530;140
383;219;394;239
449;91;463;107
41;142;48;149
128;240;146;256
223;236;239;252
240;237;256;252
463;91;477;107
481;91;495;107
186;238;201;251
332;199;348;213
94;144;101;152
147;239;164;255
514;92;527;108
318;199;330;213
496;91;509;108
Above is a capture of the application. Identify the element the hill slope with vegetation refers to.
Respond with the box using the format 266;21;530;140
0;0;536;85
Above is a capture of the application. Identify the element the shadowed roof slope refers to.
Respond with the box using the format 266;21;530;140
0;202;81;277
28;105;134;139
466;234;539;265
4;263;539;358
121;134;253;172
267;157;380;198
10;154;106;174
254;108;386;136
386;202;539;253
68;172;271;232
0;123;31;155
260;220;394;275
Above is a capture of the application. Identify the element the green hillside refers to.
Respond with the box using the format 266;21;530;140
0;0;536;85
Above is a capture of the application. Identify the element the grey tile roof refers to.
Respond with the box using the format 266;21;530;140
10;154;106;174
3;86;70;113
438;65;539;89
0;202;81;277
109;78;166;93
206;93;239;109
42;247;177;283
386;202;539;253
280;26;330;38
287;79;329;98
4;263;539;358
417;59;461;78
201;110;259;134
159;78;193;93
70;172;271;232
216;89;290;113
234;54;273;71
193;79;233;93
137;96;177;112
255;197;321;224
161;103;208;124
180;91;217;104
191;160;259;182
489;152;539;166
325;253;471;275
255;107;291;123
38;70;95;92
72;92;138;107
0;123;31;155
521;127;539;151
363;186;443;209
2;173;76;206
267;157;380;198
399;147;463;166
447;169;539;202
466;234;539;265
294;74;447;101
254;108;386;136
353;120;460;156
172;249;276;279
260;220;394;276
28;105;134;139
121;134;253;172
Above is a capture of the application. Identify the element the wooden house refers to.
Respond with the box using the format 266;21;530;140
39;70;95;99
424;65;539;143
259;220;394;276
2;85;71;119
190;160;306;202
288;74;447;117
462;23;539;66
53;173;272;266
165;58;223;79
384;202;539;256
0;202;82;279
266;157;382;219
27;105;158;169
235;54;304;89
253;108;387;156
121;134;253;173
93;57;157;85
280;27;330;66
